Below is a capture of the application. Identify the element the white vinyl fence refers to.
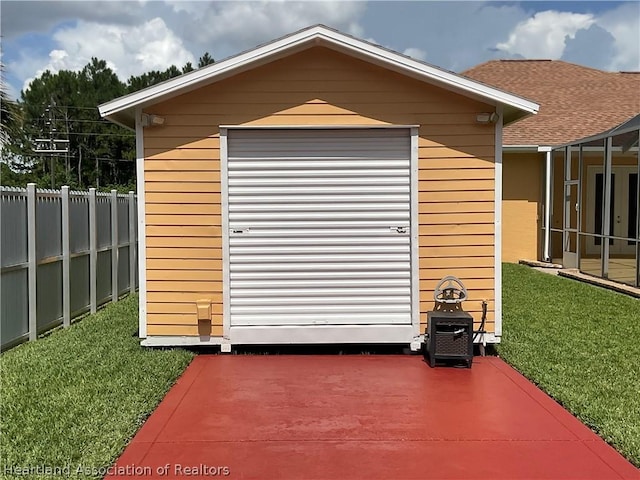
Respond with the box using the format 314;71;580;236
1;184;138;351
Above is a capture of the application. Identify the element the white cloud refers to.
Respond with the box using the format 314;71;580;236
562;25;616;70
6;1;367;96
5;0;638;99
365;2;531;72
20;17;195;91
403;47;427;61
496;10;595;59
163;1;366;56
597;2;640;71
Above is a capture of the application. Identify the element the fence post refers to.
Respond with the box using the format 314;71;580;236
61;186;71;327
111;190;118;303
128;191;136;295
89;188;97;313
27;183;37;341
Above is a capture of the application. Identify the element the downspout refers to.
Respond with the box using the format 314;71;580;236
540;147;552;262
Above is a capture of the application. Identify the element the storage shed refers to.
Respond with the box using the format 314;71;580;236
99;25;538;349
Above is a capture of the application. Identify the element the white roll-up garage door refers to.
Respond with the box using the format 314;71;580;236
225;128;413;343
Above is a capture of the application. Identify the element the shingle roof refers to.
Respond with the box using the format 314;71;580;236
462;60;640;146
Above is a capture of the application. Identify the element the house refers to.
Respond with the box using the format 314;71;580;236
463;60;640;287
99;25;538;348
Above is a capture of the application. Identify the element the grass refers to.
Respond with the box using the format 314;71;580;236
2;267;638;475
499;263;640;467
0;295;194;479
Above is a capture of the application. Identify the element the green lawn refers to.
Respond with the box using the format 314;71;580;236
2;267;638;477
499;263;640;467
0;295;194;479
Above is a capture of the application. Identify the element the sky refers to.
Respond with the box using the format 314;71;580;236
1;0;639;100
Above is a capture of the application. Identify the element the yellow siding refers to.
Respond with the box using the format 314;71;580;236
143;46;496;336
502;152;543;262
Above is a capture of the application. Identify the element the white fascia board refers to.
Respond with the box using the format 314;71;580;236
503;145;540;152
98;28;319;120
318;30;539;115
99;25;538;127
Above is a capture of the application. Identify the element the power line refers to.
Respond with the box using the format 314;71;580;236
67;132;135;137
24;105;100;111
65;118;114;123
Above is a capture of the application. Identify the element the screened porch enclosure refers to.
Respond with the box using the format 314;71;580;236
544;115;640;287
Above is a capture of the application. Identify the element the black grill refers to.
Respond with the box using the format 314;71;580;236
425;312;474;367
424;276;474;368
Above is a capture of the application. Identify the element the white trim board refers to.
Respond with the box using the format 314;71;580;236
142;336;225;347
222;126;416;338
99;25;538;129
220;124;421;130
140;331;502;347
494;106;503;338
410;127;420;340
220;128;231;340
135;108;147;338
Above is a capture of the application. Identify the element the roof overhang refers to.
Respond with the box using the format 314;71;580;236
99;25;539;130
503;145;542;153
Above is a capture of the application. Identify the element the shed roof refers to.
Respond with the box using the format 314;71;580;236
462;60;640;146
99;25;538;130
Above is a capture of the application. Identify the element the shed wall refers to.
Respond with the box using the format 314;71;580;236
142;46;496;338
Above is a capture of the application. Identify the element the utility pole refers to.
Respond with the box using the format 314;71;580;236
64;107;70;183
34;99;69;189
78;145;82;188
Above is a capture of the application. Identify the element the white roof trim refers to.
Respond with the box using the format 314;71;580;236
503;145;541;152
99;25;539;127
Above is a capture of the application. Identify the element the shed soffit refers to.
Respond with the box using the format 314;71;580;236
98;25;538;130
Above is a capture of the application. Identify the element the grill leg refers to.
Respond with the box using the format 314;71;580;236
429;353;436;368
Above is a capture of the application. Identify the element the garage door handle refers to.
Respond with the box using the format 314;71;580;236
232;228;249;234
391;226;408;234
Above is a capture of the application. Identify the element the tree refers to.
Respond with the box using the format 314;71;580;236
77;58;133;188
4;51;217;189
126;65;183;93
15;59;133;189
198;52;215;68
1;63;21;147
182;62;194;74
1;63;32;186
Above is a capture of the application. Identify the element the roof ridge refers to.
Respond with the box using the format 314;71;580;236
498;59;553;62
465;58;623;76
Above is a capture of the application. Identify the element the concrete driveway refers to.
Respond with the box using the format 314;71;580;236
107;355;639;479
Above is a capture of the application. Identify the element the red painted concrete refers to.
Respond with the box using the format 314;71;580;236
107;355;639;480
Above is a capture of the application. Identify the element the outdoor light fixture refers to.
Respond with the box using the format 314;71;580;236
476;112;499;124
141;113;166;127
